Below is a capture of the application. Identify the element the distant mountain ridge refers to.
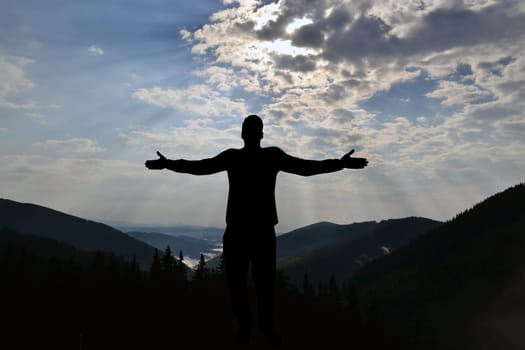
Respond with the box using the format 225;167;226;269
117;225;223;240
276;220;379;260
0;227;127;267
278;217;442;285
206;217;442;274
0;198;156;268
125;231;221;261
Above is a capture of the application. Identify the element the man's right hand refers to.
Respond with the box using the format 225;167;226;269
145;151;168;170
340;149;368;169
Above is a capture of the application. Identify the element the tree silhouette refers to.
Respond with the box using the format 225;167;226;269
149;249;161;281
303;272;315;302
194;253;206;282
161;245;175;275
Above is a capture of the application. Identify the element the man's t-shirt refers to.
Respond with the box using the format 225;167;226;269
168;147;343;226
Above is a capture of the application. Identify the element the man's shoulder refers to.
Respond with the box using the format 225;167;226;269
262;146;284;154
219;148;241;156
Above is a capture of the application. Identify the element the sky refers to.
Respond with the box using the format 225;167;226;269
1;0;524;233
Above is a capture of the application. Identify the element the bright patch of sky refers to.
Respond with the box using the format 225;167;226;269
257;39;318;56
1;0;524;233
286;17;314;34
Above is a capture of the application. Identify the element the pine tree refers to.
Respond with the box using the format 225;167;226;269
150;249;161;280
328;273;341;308
127;255;142;286
161;245;175;275
345;284;362;330
318;280;326;297
194;253;206;282
303;272;315;301
217;253;225;276
192;253;208;293
130;255;139;274
175;250;187;282
365;297;384;349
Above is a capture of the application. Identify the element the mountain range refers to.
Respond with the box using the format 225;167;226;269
2;182;523;349
278;217;442;285
0;227;126;267
0;199;156;268
206;217;442;278
276;220;378;259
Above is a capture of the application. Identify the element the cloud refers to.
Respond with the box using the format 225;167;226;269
290;23;324;48
33;138;106;154
24;112;47;124
426;80;492;106
0;55;36;109
132;84;247;118
88;45;104;56
273;54;317;72
179;0;525;103
119;122;241;159
128;0;525;169
125;0;525;229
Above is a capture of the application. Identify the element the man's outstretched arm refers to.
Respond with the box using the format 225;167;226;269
279;149;368;176
145;151;228;175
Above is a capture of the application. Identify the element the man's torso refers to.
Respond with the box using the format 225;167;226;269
223;147;283;226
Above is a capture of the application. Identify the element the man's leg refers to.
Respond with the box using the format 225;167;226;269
223;226;252;343
251;226;281;344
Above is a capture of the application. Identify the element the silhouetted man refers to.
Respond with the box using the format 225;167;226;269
145;115;368;346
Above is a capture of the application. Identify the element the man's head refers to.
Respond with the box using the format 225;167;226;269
242;115;263;144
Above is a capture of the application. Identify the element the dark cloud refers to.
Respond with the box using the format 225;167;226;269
501;120;525;134
405;4;525;52
477;56;517;77
256;1;525;70
235;20;255;33
273;54;317;72
319;84;346;103
341;78;371;90
280;0;334;21
325;6;352;31
291;23;324;48
323;14;398;63
274;70;294;84
330;108;358;127
255;16;290;41
332;108;355;121
456;63;473;76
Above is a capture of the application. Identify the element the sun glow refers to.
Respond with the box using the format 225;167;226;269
252;2;280;30
256;39;318;57
285;17;313;34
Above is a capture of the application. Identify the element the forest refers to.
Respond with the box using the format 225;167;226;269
1;236;370;349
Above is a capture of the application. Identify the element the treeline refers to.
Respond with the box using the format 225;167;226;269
1;231;390;350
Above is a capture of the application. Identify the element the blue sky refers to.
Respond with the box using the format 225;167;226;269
1;0;524;232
